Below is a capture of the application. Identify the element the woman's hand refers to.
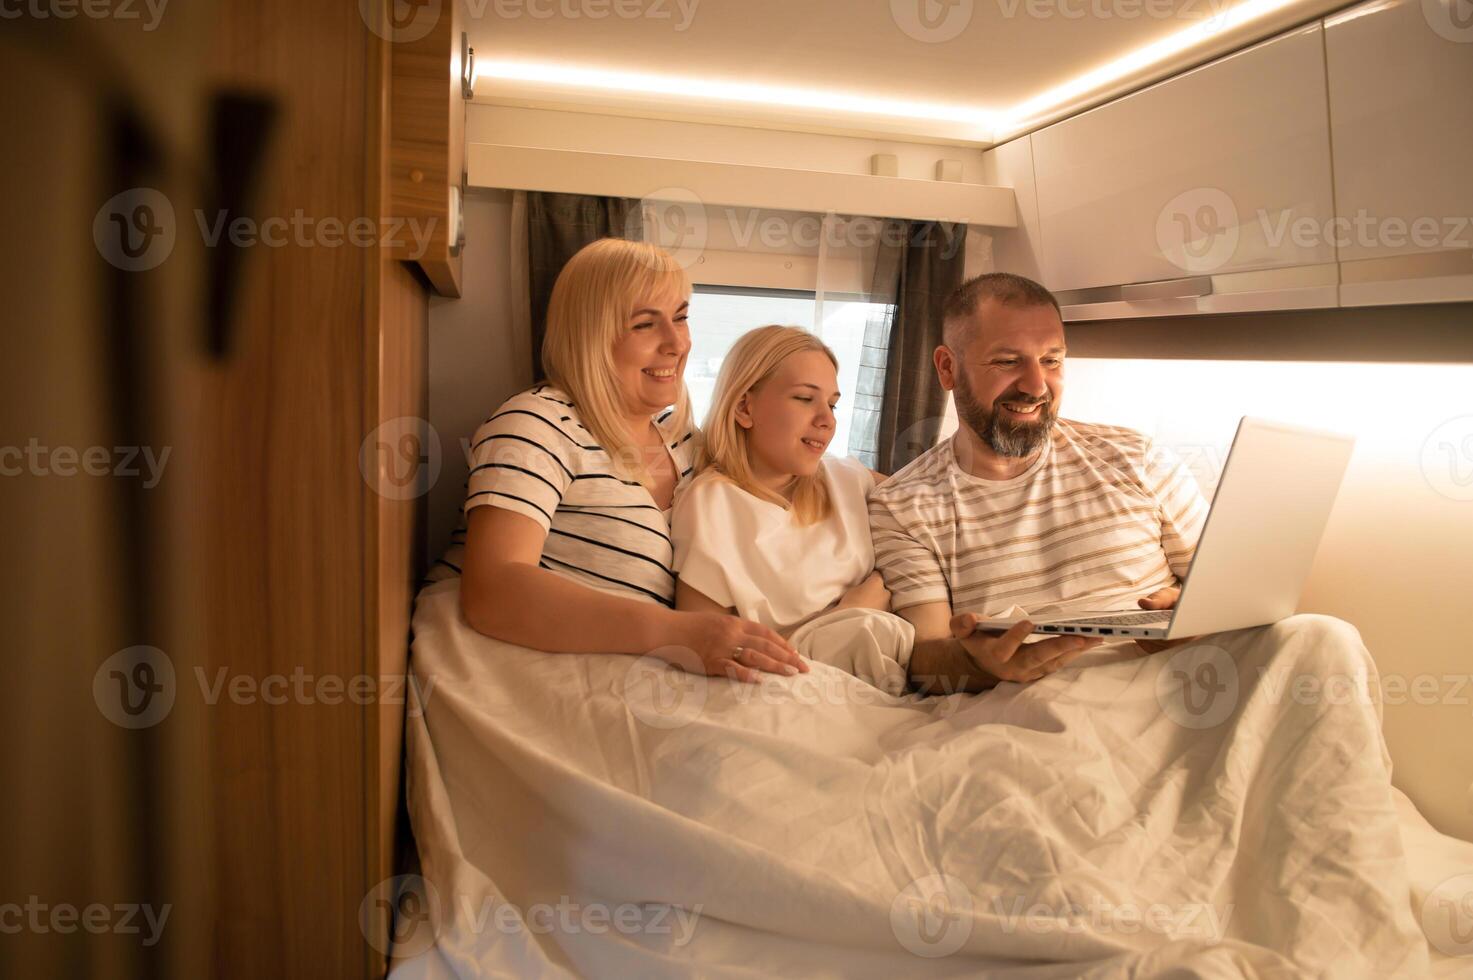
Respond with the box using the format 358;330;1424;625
835;571;891;613
661;612;809;683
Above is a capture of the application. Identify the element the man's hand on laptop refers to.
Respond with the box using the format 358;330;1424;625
948;613;1104;684
1134;586;1200;654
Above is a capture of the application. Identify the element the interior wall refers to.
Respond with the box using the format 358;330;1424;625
1065;356;1473;843
427;189;525;564
466;104;989;182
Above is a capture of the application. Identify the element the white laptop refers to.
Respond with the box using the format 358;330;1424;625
974;417;1355;640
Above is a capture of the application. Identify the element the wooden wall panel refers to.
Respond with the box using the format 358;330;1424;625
206;1;385;976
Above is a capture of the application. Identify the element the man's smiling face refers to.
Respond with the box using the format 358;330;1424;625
943;298;1066;460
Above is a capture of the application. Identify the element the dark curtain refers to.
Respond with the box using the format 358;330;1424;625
527;193;642;381
853;220;966;472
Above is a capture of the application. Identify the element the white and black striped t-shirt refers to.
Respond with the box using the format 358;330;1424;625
870;419;1208;619
435;385;696;607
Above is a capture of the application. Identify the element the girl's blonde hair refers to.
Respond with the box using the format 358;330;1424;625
698;324;837;525
541;238;694;486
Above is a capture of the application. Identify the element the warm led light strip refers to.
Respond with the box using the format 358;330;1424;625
994;0;1308;136
476;60;996;129
477;0;1315;144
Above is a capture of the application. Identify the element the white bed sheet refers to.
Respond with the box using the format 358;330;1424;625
392;578;1473;979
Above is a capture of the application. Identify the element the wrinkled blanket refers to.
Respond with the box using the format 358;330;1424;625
393;578;1473;978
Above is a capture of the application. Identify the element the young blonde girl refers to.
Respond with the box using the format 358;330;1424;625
671;325;890;634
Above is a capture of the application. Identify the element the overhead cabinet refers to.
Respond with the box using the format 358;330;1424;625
990;5;1473;319
1028;25;1339;319
1324;0;1473;306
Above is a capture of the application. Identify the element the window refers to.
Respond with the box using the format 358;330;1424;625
686;285;891;460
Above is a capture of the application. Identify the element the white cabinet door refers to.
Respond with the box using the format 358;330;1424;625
980;135;1046;283
1032;25;1338;300
1325;0;1473;306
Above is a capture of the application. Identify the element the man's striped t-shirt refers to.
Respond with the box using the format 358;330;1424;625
868;419;1209;620
437;385;696;607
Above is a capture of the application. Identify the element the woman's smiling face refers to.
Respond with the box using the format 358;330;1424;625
611;288;691;419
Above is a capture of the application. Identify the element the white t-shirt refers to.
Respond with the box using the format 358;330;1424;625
671;456;877;632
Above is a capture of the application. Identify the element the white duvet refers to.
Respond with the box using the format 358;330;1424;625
393;578;1473;979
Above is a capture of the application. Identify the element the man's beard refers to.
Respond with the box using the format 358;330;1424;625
952;369;1057;458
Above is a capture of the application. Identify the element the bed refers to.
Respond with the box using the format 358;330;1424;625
389;576;1473;978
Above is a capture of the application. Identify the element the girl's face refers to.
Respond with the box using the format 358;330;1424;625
735;349;839;487
611;288;691;419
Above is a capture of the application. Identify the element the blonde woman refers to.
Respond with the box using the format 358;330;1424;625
456;239;806;682
671;325;891;635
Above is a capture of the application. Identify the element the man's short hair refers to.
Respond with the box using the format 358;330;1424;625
941;272;1061;351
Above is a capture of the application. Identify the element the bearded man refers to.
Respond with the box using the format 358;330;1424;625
869;273;1210;694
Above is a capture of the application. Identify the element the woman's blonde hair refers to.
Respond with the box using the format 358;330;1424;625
698;324;837;525
541;238;694;486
